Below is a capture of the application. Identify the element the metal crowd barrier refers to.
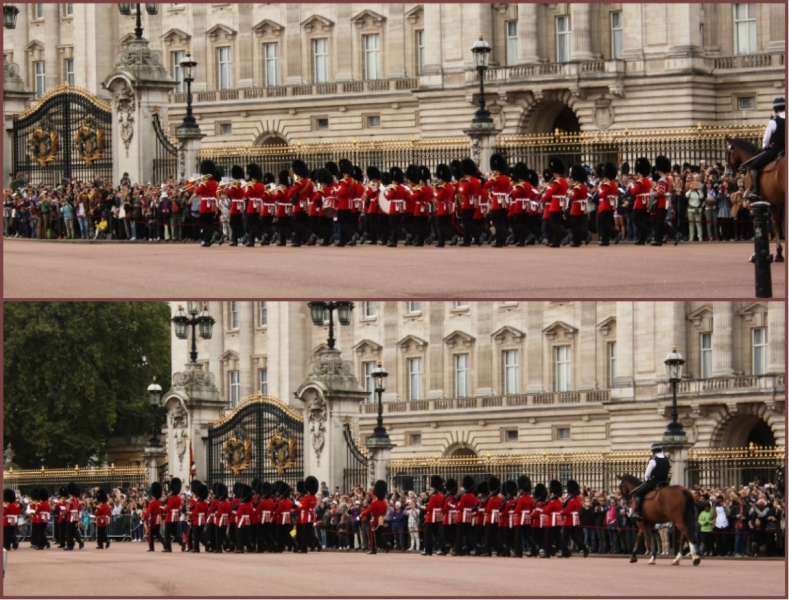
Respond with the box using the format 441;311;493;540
13;514;139;542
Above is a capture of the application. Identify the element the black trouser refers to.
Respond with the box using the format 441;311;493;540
163;521;181;551
455;522;473;554
441;523;455;551
260;215;275;242
3;525;17;550
412;215;429;245
424;522;437;554
362;213;378;243
67;521;83;549
435;215;455;246
200;213;219;243
514;525;537;556
653;207;678;244
562;525;586;553
598;210;618;243
549;212;569;246
147;523;163;550
276;523;295;551
388;214;402;245
277;216;293;245
53;519;61;547
214;524;230;553
402;213;417;242
483;523;502;554
191;524;204;552
337;210;356;245
97;526;109;549
368;525;389;553
491;208;509;246
544;526;568;556
236;525;252;552
293;211;310;245
509;214;527;244
632;209;651;243
204;523;215;550
461;209;478;244
245;213;263;244
229;213;244;243
570;214;588;245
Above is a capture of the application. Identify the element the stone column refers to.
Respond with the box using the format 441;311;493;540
475;302;493;396
517;4;540;64
612;302;635;399
239;302;254;399
767;4;786;52
3;61;35;187
366;439;394;489
335;5;353;82
144;446;167;486
662;439;693;487
766;302;785;375
668;4;703;57
382;302;399;401
419;4;443;87
284;4;304;84
386;4;406;79
175;130;205;182
525;302;544;393
464;124;502;173
237;4;254;88
577;302;597;390
569;4;594;61
44;3;61;91
620;4;644;59
12;5;29;74
711;302;736;378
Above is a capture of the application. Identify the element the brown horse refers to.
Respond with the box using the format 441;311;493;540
725;136;786;262
619;475;701;566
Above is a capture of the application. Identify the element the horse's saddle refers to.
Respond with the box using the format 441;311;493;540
642;481;669;501
763;156;783;174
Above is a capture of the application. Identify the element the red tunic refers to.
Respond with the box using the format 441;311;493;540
547;177;569;213
94;502;111;527
484;494;503;525
364;183;381;214
452;491;478;524
424;491;445;524
561;495;582;527
164;494;182;523
500;496;517;529
531;500;545;530
569;183;588;216
191;500;208;526
484;174;512;211
35;500;51;525
274;498;292;525
543;497;563;527
514;493;535;527
196;179;219;214
55;500;68;524
441;493;457;526
272;187;291;218
228;185;245;215
409;185;433;217
296;494;317;524
335;176;355;211
236;501;253;527
243;182;266;215
229;497;241;525
630;177;651;210
360;499;388;528
206;499;218;525
3;501;21;527
597;181;617;213
384;184;408;215
288;178;314;214
143;498;163;526
256;497;274;524
215;499;231;527
352;180;365;214
654;176;672;210
458;176;482;211
434;183;454;217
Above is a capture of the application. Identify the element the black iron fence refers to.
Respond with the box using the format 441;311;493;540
342;421;369;494
687;445;784;490
152;110;178;184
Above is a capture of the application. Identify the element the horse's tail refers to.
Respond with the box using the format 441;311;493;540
681;489;698;546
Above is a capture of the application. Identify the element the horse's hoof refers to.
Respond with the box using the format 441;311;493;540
630;557;638;563
693;557;701;566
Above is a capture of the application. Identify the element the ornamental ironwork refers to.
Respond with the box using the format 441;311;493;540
267;427;297;475
29;120;59;168
74;116;105;166
223;430;253;476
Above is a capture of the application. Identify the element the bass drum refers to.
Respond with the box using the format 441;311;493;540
377;188;391;215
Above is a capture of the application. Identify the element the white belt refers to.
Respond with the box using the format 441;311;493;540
237;515;250;527
169;509;180;521
298;199;308;211
553;195;568;209
462;508;473;523
195;514;206;526
551;513;563;527
431;509;444;523
261;510;272;524
490;509;501;524
572;511;580;527
519;510;532;526
392;200;406;213
280;203;294;216
279;513;291;525
5;515;18;525
39;512;50;522
217;514;229;527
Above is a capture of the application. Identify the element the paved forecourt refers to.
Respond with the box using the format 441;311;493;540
4;239;785;299
3;544;786;597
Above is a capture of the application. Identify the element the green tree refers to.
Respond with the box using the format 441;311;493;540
4;302;171;468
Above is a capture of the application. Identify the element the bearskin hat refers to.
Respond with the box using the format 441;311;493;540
445;478;458;495
245;163;261;182
241;485;254;503
419;165;431;183
233;482;244;498
476;481;489;496
488;476;501;495
169;477;182;496
543;168;552;184
490;153;509;176
215;483;228;500
549;480;563;497
430;475;443;490
197;483;209;500
435;164;452;183
635;157;651;177
251;479;260;492
305;476;319;495
215;165;225;182
381;171;392;186
338;158;354;177
310;169;318;181
212;482;221;495
654;155;671;174
38;487;49;502
261;482;273;498
450;160;463;182
366;165;382;181
190;479;203;492
527;170;539;187
315;167;334;187
278;170;291;187
512;162;528;183
325;161;339;178
292;159;310;179
504;480;517;496
690;165;700;174
594;163;605;179
279;482;291;497
517;475;532;494
58;486;68;498
390;166;405;185
461;158;478;177
68;482;81;498
296;480;305;494
405;164;420;184
373;479;388;501
570;164;587;184
231;165;245;180
548;157;565;175
200;159;216;177
651;167;660;182
96;489;108;503
621;162;630;176
532;483;547;502
3;489;15;503
604;162;618;181
566;480;581;496
462;475;475;491
353;166;364;182
150;481;163;500
672;164;681;174
263;172;275;185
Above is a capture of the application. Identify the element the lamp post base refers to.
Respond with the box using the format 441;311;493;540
463;122;502;171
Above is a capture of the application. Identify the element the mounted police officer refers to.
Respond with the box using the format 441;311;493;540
746;97;785;201
631;442;670;521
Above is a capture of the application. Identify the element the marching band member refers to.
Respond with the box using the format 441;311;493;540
259;172;278;245
311;168;336;246
568;165;590;247
240;164;264;247
422;475;444;556
234;485;254;554
54;487;68;548
546;158;572;248
363;166;383;245
385;167;408;248
297;476;320;554
94;489;111;550
541;480;569;558
3;489;20;551
512;476;535;558
472;480;488;552
212;483;231;554
30;488;48;550
499;480;517;556
335;159;358;247
274;482;294;552
507;163;528;246
561;479;589;557
205;482;220;552
256;481;276;553
481;476;503;557
596;163;622;246
651;155;682;246
287;159;313;247
195;160;222;247
433;164;456;248
229;482;243;552
65;482;84;551
352;166;367;243
226;165;246;246
452;475;478;556
458;159;482;246
190;483;209;553
162;477;184;552
402;165;419;245
361;480;391;555
629;157;653;245
484;154;512;247
143;481;164;552
437;478;458;555
530;483;547;557
408;166;433;247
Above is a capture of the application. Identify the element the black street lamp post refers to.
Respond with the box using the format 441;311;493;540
663;346;686;438
118;3;159;40
171;302;215;363
470;33;492;124
179;51;199;132
147;377;162;447
369;360;390;441
3;4;19;30
308;301;354;349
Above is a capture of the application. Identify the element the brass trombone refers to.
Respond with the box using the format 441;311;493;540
179;174;211;193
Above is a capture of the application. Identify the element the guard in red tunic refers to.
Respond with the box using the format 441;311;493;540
363;166;383;244
212;483;231;554
94;489;111;550
260;171;282;245
458;158;482;246
561;479;589;557
484;154;512;248
507;163;528;246
422;475;444;556
629;157;653;245
296;476;320;553
432;164;456;248
334;159;358;246
472;480;488;553
270;170;292;246
595;163;622;246
385;167;408;247
288;159;314;246
228;482;243;552
54;486;68;548
546;158;572;248
144;481;164;552
162;477;184;552
234;485;254;553
352;165;366;242
65;482;84;551
204;482;219;552
312;168;336;246
361;480;391;554
226;165;246;246
651;155;682;246
541;480;569;558
3;489;20;551
406;166;433;247
481;476;503;556
512;475;535;558
568;165;590;247
190;483;209;553
451;475;478;556
273;482;295;552
256;482;276;552
242;164;266;246
530;483;547;557
196;159;222;247
32;488;51;550
499;480;517;556
437;478;458;555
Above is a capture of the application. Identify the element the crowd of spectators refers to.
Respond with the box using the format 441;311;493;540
8;477;784;558
4;161;782;245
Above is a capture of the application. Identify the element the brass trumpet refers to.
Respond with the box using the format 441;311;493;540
179;174;211;193
217;178;241;191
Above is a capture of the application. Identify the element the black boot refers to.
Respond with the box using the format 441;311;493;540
631;496;643;521
745;168;761;201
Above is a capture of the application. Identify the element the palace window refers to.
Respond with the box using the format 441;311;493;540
454;353;469;398
554;345;571;392
65;59;74;86
752;328;767;376
217;46;232;90
366;115;381;128
64;4;74;17
506;20;518;66
504;429;518;442
34;4;44;20
259;302;268;326
313;38;329;83
219;123;232;135
264;42;279;87
363;34;381;81
407;301;422;314
557;427;571;440
409;433;422;446
738;96;756;110
229;370;240;407
408;357;423;400
259;369;268;395
608;341;617;387
454;301;469;309
611;11;623;59
315;117;329;130
34;61;45;98
363;361;376;403
556;16;571;63
503;349;519;394
172;51;186;93
230;301;239;329
734;4;757;55
363;301;376;318
701;333;712;379
416;30;425;74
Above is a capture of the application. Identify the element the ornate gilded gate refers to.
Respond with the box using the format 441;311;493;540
12;84;113;186
207;393;304;488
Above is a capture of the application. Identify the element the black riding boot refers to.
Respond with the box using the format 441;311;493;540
632;496;642;521
747;168;761;201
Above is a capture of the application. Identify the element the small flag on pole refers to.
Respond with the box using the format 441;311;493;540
190;439;196;477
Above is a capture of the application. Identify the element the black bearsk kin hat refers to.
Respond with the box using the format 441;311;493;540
305;476;320;495
373;479;388;501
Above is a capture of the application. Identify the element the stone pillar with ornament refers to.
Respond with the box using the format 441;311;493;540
294;349;371;490
464;123;502;173
3;58;35;187
102;38;176;186
662;438;693;487
160;362;226;483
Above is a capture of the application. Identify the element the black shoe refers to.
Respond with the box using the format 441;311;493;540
570;242;581;247
201;241;210;247
598;240;609;246
614;232;623;245
674;232;682;246
450;548;460;556
229;241;238;247
161;548;172;553
745;192;760;201
63;547;73;551
459;242;471;247
146;548;155;552
95;546;104;550
367;550;377;555
78;540;84;550
421;551;431;556
561;233;573;246
634;241;645;246
583;546;589;558
650;241;662;246
234;549;244;554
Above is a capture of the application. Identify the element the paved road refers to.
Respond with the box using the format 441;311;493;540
3;544;786;597
3;239;785;299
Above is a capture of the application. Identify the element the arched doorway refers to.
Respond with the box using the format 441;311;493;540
526;101;581;134
444;444;478;458
253;132;288;147
721;415;777;448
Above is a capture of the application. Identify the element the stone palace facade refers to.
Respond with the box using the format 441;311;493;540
4;3;786;148
170;301;785;459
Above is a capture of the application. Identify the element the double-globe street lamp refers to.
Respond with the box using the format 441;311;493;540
171;302;215;363
368;361;390;442
470;33;493;124
307;301;354;349
663;346;687;439
177;51;199;134
3;4;19;29
118;3;159;41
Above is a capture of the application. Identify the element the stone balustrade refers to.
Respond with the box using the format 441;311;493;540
712;52;784;70
656;374;784;398
469;59;623;83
